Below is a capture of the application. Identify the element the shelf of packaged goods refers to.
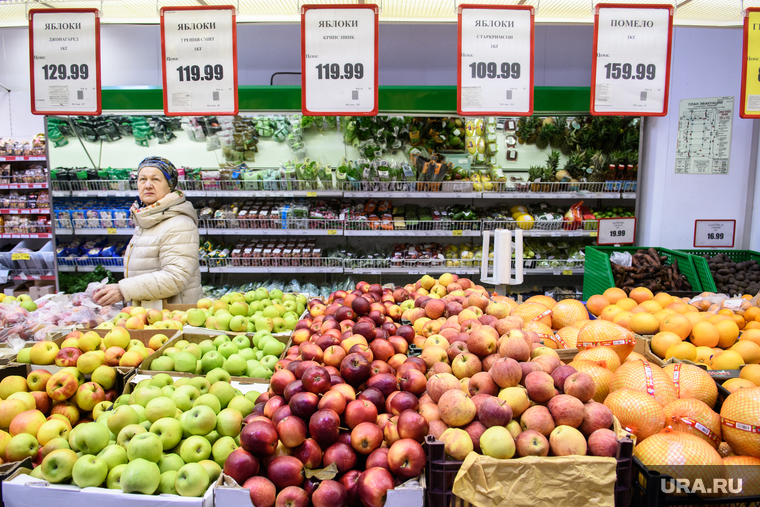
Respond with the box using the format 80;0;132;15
203;219;344;237
71;190;138;198
481;191;622;200
202;258;343;274
343;191;481;199
205;228;343;236
343;220;481;237
207;266;344;274
78;264;125;273
0;233;52;239
0;183;48;190
0;209;49;215
0;156;46;162
482;220;599;238
73;228;134;236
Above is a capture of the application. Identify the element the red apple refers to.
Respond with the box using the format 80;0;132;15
366;447;390;471
243;477;275;507
388;391;419;416
224;448;260;485
477;396;513;428
275;487;309;507
289;392;319;420
340;353;372;386
271;370;296;397
397;409;428;443
240;420;279;457
339;470;361;506
357;388;385;413
309;409;340;447
357;468;395;507
467;372;499;397
292;438;322;469
398;368;427;396
277;416;308;448
302;366;331;395
350;422;383;455
312;480;347;507
318;390;347;415
267;456;304;489
283;380;305;402
344;399;378;429
515;430;550;457
322;442;357;473
387;438;425;478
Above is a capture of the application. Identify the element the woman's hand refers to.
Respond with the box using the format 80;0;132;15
93;284;124;306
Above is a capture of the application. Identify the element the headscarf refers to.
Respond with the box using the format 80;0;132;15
137;156;178;191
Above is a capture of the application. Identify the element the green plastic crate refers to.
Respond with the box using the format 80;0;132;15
677;249;760;293
583;246;702;300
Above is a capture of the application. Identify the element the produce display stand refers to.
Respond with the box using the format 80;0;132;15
0;459;33;507
678;249;760;293
582;246;702;300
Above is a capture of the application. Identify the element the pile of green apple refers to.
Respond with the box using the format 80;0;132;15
184;288;307;334
146;333;286;380
26;373;259;497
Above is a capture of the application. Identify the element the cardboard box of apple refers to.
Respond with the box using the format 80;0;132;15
141;332;287;381
96;306;185;331
2;372;260;499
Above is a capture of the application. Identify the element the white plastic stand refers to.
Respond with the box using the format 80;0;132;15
480;228;524;294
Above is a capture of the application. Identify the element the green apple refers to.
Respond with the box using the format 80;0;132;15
30;466;44;479
255;350;264;361
175;462;210;497
215;408;242;438
203;430;219;446
16;349;31;364
163;347;181;359
120;458;161;495
158;470;178;495
193;394;221;415
212;335;231;348
271;318;287;333
238;348;256;361
174;378;189;387
262;339;285;357
247;322;255;333
116;424;146;448
206;368;231;385
194;363;203;375
215;314;232;331
211;436;238;467
162;385;176;397
40;448;78;483
75;422;110;455
41;437;70;459
283;314;298;330
209;382;235;409
269;289;283;300
223;354;246;377
171;385;201;412
184;344;202;360
201;351;224;373
187;377;210;395
175;340;190;349
186;309;207;328
150;356;175;371
145;397;178;423
68;425;82;452
244;291;256;303
247;303;257;317
199;459;221;483
295;294;307;306
132;404;147;423
112;394;130;410
198;340;216;356
260;355;278;372
259;299;272;309
254;318;274;333
247;362;269;379
183;405;216;435
252;331;271;347
158;453;185;473
179;435;211;464
229;302;248;317
72;454;108;488
98;444;128;470
228;395;255;417
173;352;198;373
254;288;269;301
132;385;163;407
127;432;163;463
217;342;239;359
106;463;126;489
150;417;183;451
149;374;173;388
232;335;250;350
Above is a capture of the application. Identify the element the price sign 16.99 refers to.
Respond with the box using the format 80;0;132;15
29;9;101;115
591;4;673;116
457;5;534;116
160;6;238;116
301;5;378;116
694;220;736;248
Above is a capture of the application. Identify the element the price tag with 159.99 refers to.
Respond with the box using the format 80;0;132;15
597;217;636;245
160;6;238;116
29;9;101;115
591;4;674;116
301;5;378;115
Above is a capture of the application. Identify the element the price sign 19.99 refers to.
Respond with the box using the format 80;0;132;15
29;9;101;115
301;5;378;116
160;6;238;116
457;5;534;116
591;4;673;116
597;217;637;245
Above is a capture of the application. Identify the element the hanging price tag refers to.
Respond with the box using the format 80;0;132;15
160;6;238;116
301;5;378;115
457;5;534;116
106;228;117;235
694;220;736;248
29;9;101;115
590;4;673;116
741;9;760;118
597;217;637;245
11;253;30;261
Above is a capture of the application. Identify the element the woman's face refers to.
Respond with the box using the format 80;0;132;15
138;166;171;205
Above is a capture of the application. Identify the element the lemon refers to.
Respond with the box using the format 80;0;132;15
516;214;535;230
510;205;528;214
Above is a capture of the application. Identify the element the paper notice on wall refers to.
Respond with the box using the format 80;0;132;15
675;96;733;174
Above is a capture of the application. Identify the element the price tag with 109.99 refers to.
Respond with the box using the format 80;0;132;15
591;4;673;116
301;5;378;115
597;217;636;245
160;6;238;116
29;9;101;115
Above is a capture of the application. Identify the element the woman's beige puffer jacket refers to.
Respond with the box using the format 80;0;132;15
118;191;202;306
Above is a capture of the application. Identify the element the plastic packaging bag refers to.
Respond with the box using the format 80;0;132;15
610;251;632;267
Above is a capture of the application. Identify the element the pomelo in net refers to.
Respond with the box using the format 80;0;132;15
723;456;760;496
604;388;665;441
551;299;589;329
663;398;721;449
574;346;621;372
524;321;553;339
570;319;592;330
720;387;760;458
524;295;557;309
624;351;647;363
568;360;614;403
610;359;677;407
510;303;552;328
662;363;718;409
553;326;579;349
577;320;635;362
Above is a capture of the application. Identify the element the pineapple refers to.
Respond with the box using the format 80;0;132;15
588;151;607;183
550;118;567;151
535;123;554;150
563;150;587;180
528;165;543;182
542;150;560;190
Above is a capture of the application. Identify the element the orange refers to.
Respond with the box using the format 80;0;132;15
651;332;684;358
743;294;754;300
612;311;634;330
691;321;720;348
740;364;760;386
616;298;638;311
716;320;740;349
586;295;610;317
719;308;735;316
711;350;745;370
641;301;664;314
684;312;704;326
603;287;627;304
666;301;689;314
653;292;674;308
684;305;699;313
629;287;654;304
600;306;623;322
730;341;760;364
708;314;732;325
732;314;746;329
744;306;760;322
722;378;755;393
666;342;698;362
745;321;760;330
630;305;650;314
629;312;660;335
660;314;693;340
740;329;760;347
695;346;715;367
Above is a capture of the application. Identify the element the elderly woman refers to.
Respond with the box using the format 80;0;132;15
93;156;202;307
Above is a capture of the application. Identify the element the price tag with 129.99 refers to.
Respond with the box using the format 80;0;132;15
597;217;637;245
591;4;674;116
160;6;238;116
457;5;534;116
29;9;101;115
301;5;378;115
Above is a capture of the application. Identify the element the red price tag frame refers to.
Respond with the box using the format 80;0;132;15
300;4;379;116
159;5;239;117
693;219;736;248
597;217;637;246
590;3;674;117
740;8;760;119
28;8;102;116
456;4;535;117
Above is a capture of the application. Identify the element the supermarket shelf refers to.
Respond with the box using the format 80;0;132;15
344;229;480;237
206;228;342;236
56;229;74;235
0;233;52;239
0;183;48;190
0;209;49;215
71;190;138;197
73;228;133;236
78;264;125;272
343;191;480;199
207;266;343;273
481;191;621;199
14;275;55;281
346;267;481;275
525;268;585;275
621;192;637;199
0;156;46;162
52;191;70;198
58;265;76;272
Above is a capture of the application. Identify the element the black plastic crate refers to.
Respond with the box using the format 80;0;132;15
631;457;760;507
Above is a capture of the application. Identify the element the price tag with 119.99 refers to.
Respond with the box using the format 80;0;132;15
597;217;636;245
591;4;674;116
301;5;378;115
29;9;101;115
160;6;238;116
457;5;534;116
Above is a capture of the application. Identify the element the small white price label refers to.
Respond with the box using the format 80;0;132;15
301;5;378;115
694;220;736;248
591;4;673;116
457;5;534;115
160;6;238;116
29;9;101;115
597;217;637;245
